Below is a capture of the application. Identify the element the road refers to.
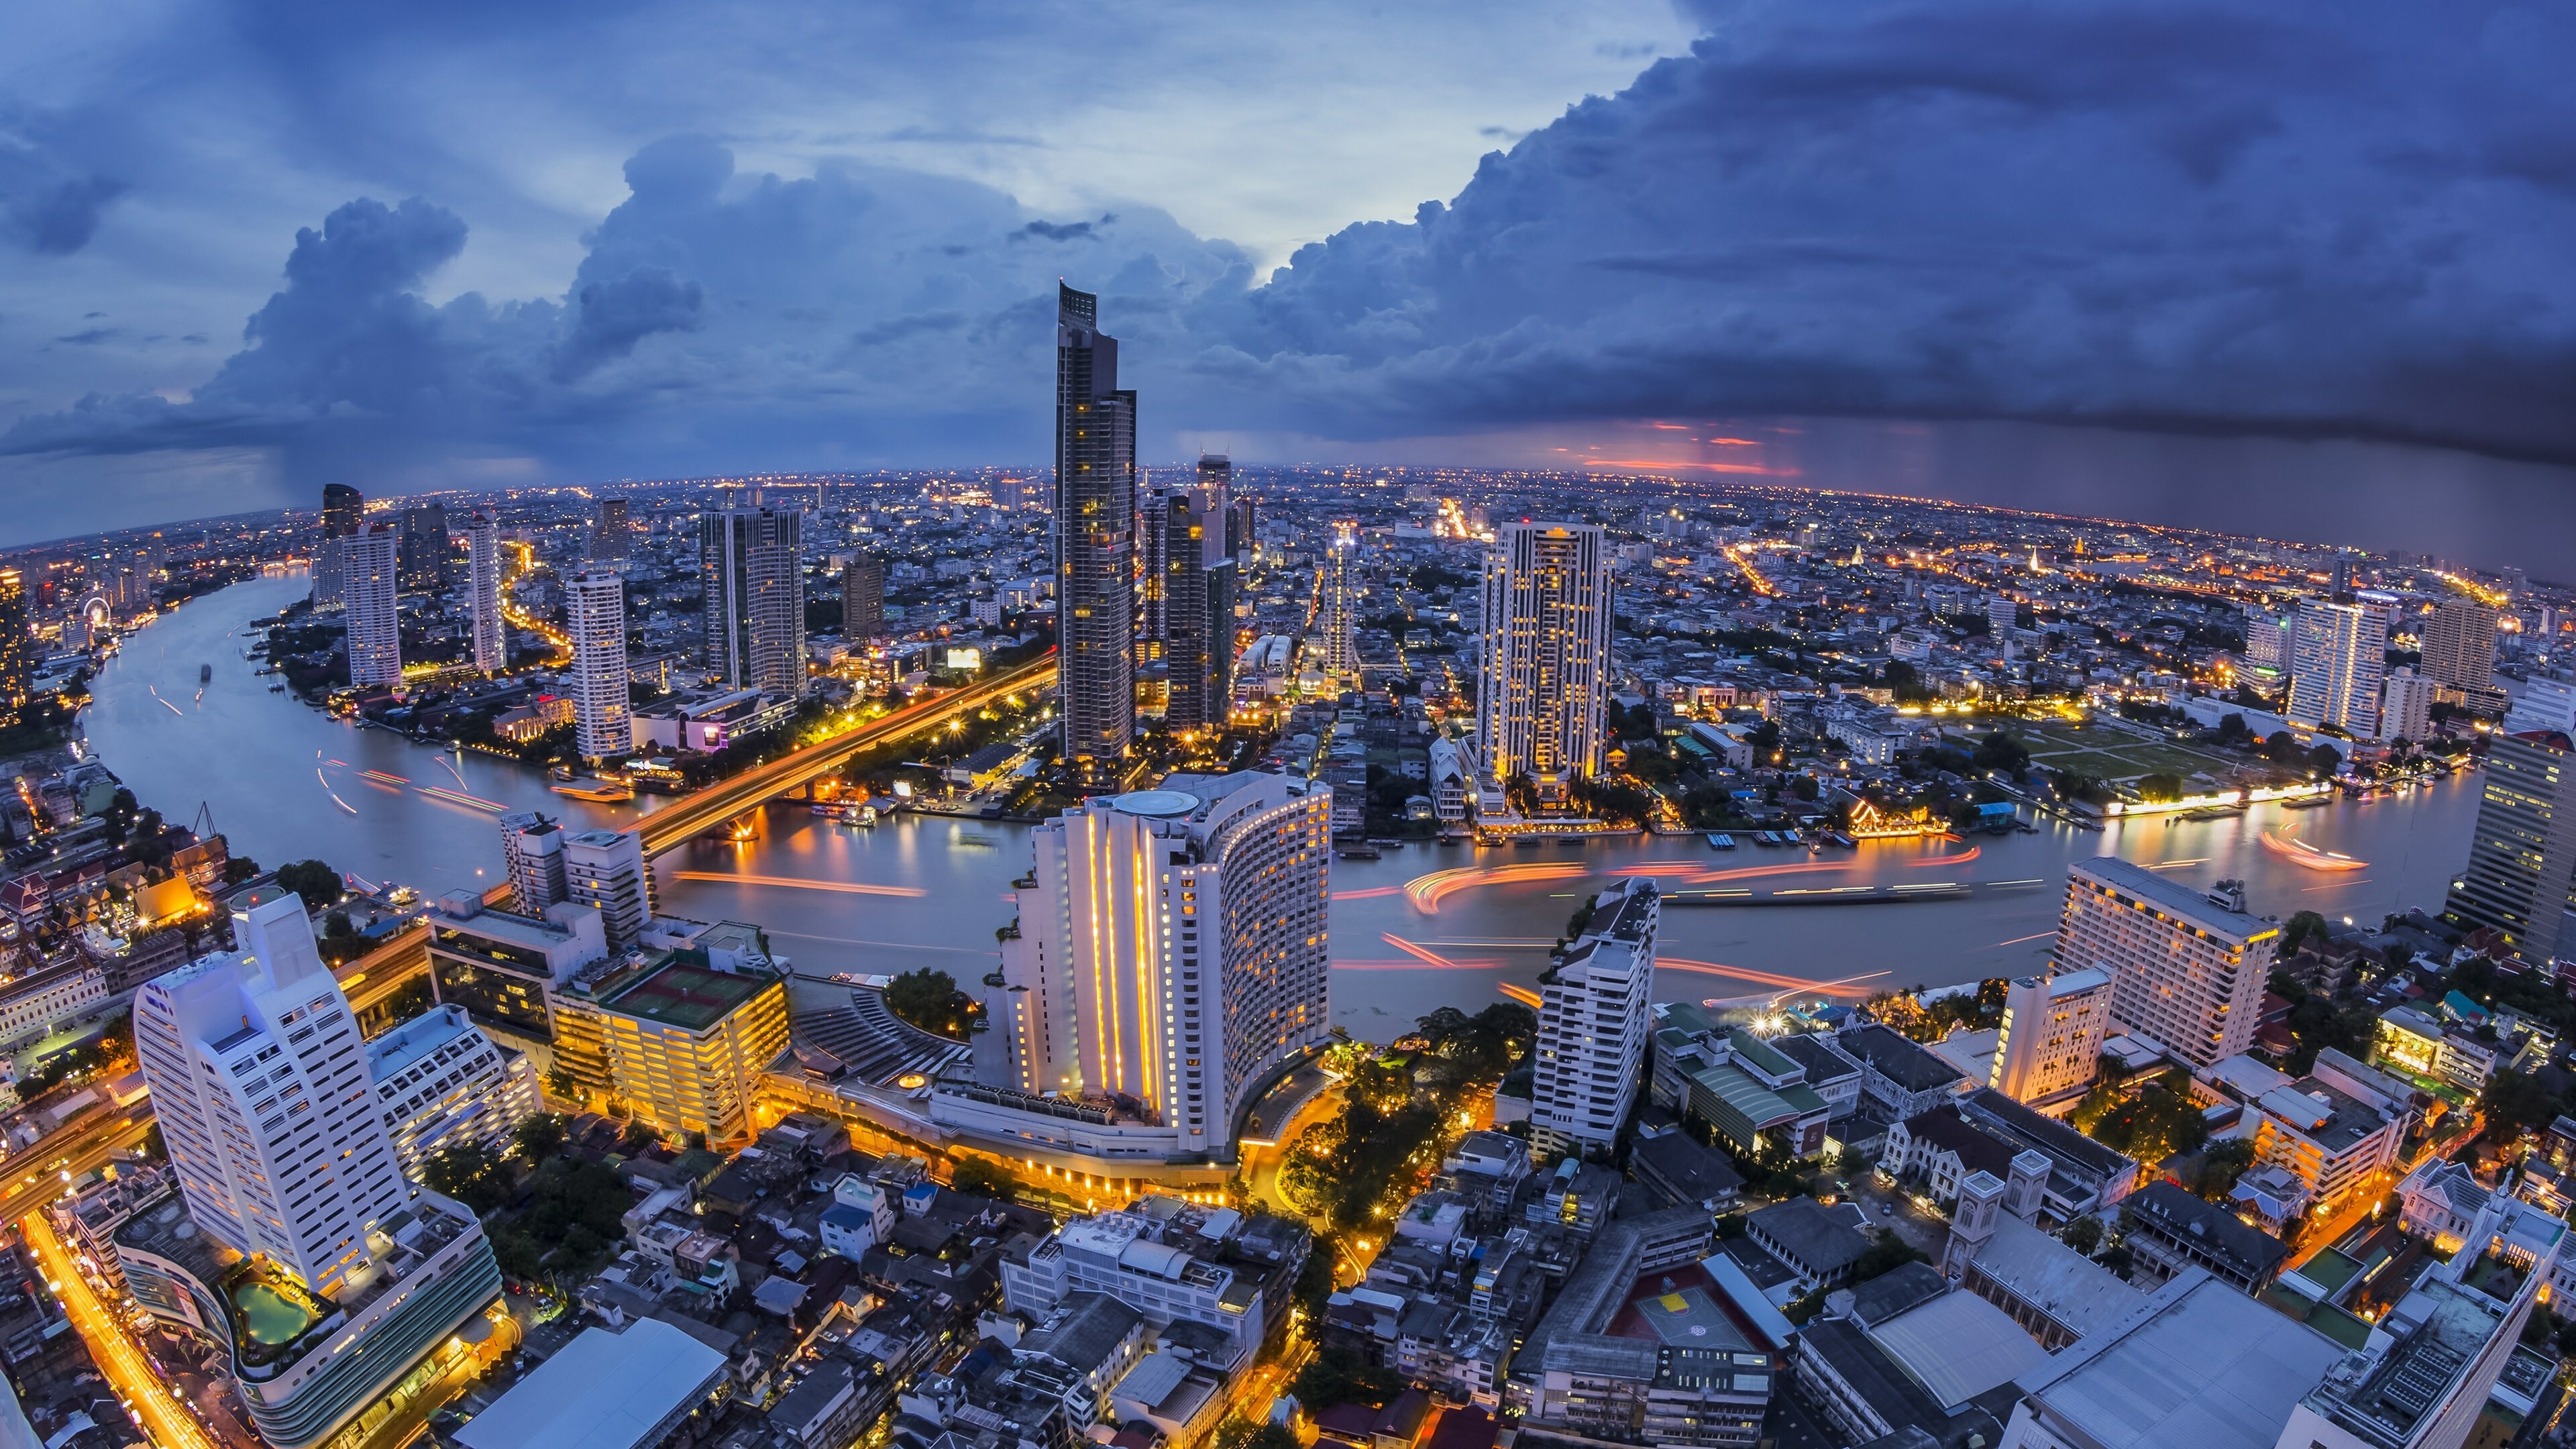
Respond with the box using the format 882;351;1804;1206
23;1209;226;1449
2285;1108;2482;1276
0;1111;158;1224
635;653;1056;857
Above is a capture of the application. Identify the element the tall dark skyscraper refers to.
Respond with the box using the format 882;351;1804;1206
1055;283;1137;785
1152;479;1236;735
312;482;364;605
0;568;32;726
590;497;631;560
1203;455;1252;564
398;501;450;593
841;553;885;639
699;506;807;697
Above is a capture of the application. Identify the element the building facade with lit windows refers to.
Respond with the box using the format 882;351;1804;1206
1532;878;1658;1155
547;942;791;1145
1055;282;1139;787
2288;594;2386;738
367;1003;541;1180
463;513;505;674
2442;730;2576;963
1988;968;2112;1107
341;522;404;688
2055;860;2277;1070
1475;521;1613;812
566;565;630;761
965;772;1332;1164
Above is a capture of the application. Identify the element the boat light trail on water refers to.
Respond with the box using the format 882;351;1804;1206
1403;863;1589;912
358;770;408;786
1906;847;1978;866
1499;983;1541;1008
1659;957;1887;997
672;871;928;898
1330;885;1407;900
2263;830;2369;871
415;786;506;813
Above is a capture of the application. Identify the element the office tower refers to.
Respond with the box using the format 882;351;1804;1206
311;482;364;605
425;890;606;1059
398;500;449;594
123;894;503;1449
2057;861;2278;1069
2379;667;2437;743
1055;283;1139;786
566;566;630;761
1988;969;2112;1107
2243;606;2292;674
341;521;404;687
546;943;788;1142
1530;877;1658;1155
841;553;885;639
0;568;30;724
2287;595;2385;738
1475;521;1614;811
1985;595;2017;635
2420;598;2498;694
590;496;630;560
698;505;806;696
367;1003;540;1179
1316;521;1359;682
464;511;506;674
2506;676;2576;736
564;828;653;949
500;812;568;912
2444;731;2576;962
1152;480;1236;734
979;773;1332;1158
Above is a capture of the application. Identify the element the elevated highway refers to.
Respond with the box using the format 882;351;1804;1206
635;652;1057;857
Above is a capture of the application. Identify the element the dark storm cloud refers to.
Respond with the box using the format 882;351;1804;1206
7;0;2575;490
0;125;124;255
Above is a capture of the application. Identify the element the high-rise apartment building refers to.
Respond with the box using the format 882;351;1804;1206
2420;598;2498;694
1989;968;2113;1107
341;521;404;688
590;496;630;560
1475;521;1613;810
398;501;449;594
464;512;506;674
2057;861;2277;1069
1531;878;1658;1155
2443;731;2576;962
121;896;503;1449
547;944;789;1144
0;568;31;724
567;566;630;761
2288;595;2386;738
1316;522;1359;682
841;553;885;640
2380;667;2437;744
1055;283;1139;786
2243;605;2292;676
974;773;1332;1159
311;482;364;605
2506;676;2576;737
367;1003;541;1179
698;506;806;696
500;811;568;912
1150;480;1236;734
564;828;653;949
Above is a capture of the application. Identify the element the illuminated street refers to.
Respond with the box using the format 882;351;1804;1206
21;1210;226;1449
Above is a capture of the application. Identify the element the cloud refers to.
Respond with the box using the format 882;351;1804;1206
0;126;124;255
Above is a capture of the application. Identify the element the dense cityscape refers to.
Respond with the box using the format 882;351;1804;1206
0;273;2558;1449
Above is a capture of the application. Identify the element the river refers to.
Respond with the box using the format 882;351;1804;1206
87;574;2485;1034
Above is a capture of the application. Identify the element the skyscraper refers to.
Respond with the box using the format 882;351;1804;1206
564;828;653;949
2379;667;2437;743
1316;521;1359;682
398;500;450;594
367;1003;540;1180
500;811;567;912
311;482;364;606
2243;604;2292;675
2443;731;2576;962
2420;597;2498;695
2057;861;2277;1069
341;521;403;688
1055;283;1138;786
0;568;31;725
841;553;885;640
590;496;630;560
464;511;506;674
567;566;630;761
1531;877;1658;1155
1475;521;1613;812
1988;969;2112;1107
977;773;1332;1158
1152;480;1236;735
698;505;806;696
2288;595;2386;738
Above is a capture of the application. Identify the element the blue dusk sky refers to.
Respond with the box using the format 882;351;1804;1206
3;0;2573;568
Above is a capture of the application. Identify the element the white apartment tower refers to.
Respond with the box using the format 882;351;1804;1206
1988;968;2113;1107
1317;522;1359;682
367;1003;541;1179
464;511;505;675
129;894;410;1295
2380;667;2438;744
1476;521;1613;810
2057;860;2279;1069
567;565;631;761
341;521;404;688
564;828;652;950
1531;877;1658;1155
2289;595;2387;739
978;774;1332;1157
499;811;567;912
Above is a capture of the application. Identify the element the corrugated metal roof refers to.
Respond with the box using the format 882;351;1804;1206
1866;1290;2049;1408
454;1320;726;1449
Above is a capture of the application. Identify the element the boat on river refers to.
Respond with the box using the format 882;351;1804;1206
1706;832;1736;850
551;776;635;802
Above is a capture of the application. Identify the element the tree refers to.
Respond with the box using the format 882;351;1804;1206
421;1140;512;1214
2061;1216;2104;1255
950;1157;1019;1199
1215;1419;1301;1449
2308;741;2345;777
223;855;262;885
1972;732;2029;774
1848;1237;1925;1282
274;859;343;915
618;1118;660;1155
2481;1070;2562;1145
885;969;975;1040
1294;1346;1402;1409
2196;1138;2257;1202
513;1113;569;1163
